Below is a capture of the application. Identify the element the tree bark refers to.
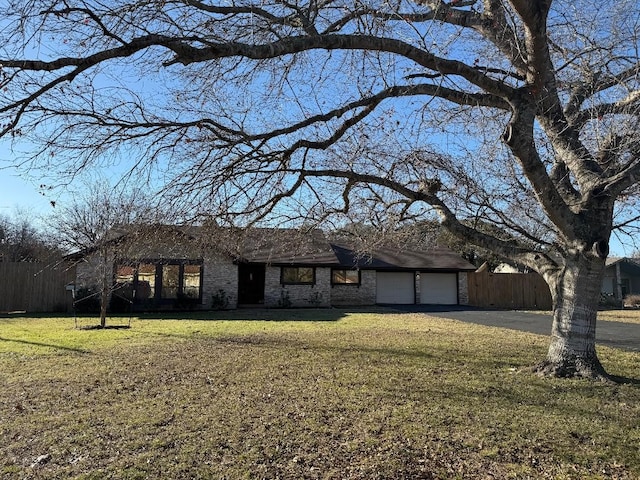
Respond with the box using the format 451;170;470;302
536;253;608;379
99;249;110;328
99;284;108;329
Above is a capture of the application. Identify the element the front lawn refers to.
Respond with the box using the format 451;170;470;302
1;310;639;479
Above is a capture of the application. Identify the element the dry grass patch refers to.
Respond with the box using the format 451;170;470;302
522;309;640;325
1;311;639;479
598;309;640;325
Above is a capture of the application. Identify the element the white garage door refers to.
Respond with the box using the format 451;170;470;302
419;272;458;304
376;272;415;304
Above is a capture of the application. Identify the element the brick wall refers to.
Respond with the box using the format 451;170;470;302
264;266;332;307
202;255;238;309
75;251;115;290
458;273;469;305
330;270;377;306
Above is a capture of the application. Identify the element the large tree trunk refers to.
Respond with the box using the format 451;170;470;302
536;253;609;380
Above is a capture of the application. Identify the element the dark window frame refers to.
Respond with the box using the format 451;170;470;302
281;266;316;285
114;259;204;303
331;268;361;286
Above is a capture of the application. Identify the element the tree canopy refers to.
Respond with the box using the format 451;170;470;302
0;210;59;262
1;0;639;379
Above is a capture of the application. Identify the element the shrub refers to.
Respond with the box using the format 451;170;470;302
623;294;640;308
211;289;230;310
277;289;292;308
176;293;200;310
307;291;323;307
74;287;100;313
110;291;134;313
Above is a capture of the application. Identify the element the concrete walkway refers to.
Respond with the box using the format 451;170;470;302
392;305;640;352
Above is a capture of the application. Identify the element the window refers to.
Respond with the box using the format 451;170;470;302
116;265;135;284
137;263;156;300
281;266;315;285
114;260;202;303
183;264;202;299
161;264;180;299
332;269;360;285
114;265;135;301
621;278;630;297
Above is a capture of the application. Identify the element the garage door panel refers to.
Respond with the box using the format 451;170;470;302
420;272;458;304
376;272;414;304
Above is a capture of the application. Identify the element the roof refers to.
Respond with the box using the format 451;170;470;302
64;224;198;261
606;257;640;267
66;225;475;271
605;257;640;275
237;228;341;266
331;243;477;271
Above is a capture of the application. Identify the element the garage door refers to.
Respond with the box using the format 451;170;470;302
419;272;458;304
376;272;415;304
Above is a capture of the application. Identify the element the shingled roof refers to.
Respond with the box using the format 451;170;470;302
238;228;341;266
67;224;476;271
330;243;476;271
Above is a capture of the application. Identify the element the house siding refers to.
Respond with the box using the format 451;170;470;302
458;273;469;305
330;270;377;306
71;228;476;311
202;255;238;309
602;264;640;300
264;266;332;307
75;252;116;291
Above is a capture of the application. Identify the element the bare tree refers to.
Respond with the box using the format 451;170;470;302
0;209;58;262
0;1;639;379
47;182;156;327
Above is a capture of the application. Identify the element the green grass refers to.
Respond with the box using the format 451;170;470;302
1;309;639;479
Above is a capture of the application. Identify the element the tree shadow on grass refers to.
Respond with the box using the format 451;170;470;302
76;325;131;330
605;374;640;385
0;336;90;353
135;308;351;322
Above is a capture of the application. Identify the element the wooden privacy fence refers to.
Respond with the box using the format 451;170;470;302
0;262;76;313
468;270;552;310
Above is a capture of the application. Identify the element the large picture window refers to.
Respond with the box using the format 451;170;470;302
161;264;180;299
137;263;156;299
114;260;203;304
331;269;360;285
281;266;315;285
183;264;203;299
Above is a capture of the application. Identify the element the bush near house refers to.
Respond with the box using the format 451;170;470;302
72;287;101;313
623;294;640;308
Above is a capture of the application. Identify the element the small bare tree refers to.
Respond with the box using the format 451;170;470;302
48;183;155;327
1;1;639;378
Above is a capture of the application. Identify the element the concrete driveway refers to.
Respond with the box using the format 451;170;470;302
392;305;640;352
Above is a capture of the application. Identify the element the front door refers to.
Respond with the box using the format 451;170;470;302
238;264;266;305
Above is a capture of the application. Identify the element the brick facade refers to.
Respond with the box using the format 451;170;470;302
202;255;238;309
263;266;332;307
458;272;469;305
330;270;377;306
72;229;473;310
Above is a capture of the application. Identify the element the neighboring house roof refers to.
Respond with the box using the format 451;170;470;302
331;243;476;271
605;257;640;275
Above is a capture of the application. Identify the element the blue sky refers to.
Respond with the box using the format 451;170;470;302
0;166;56;215
0;2;636;259
0;158;635;257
